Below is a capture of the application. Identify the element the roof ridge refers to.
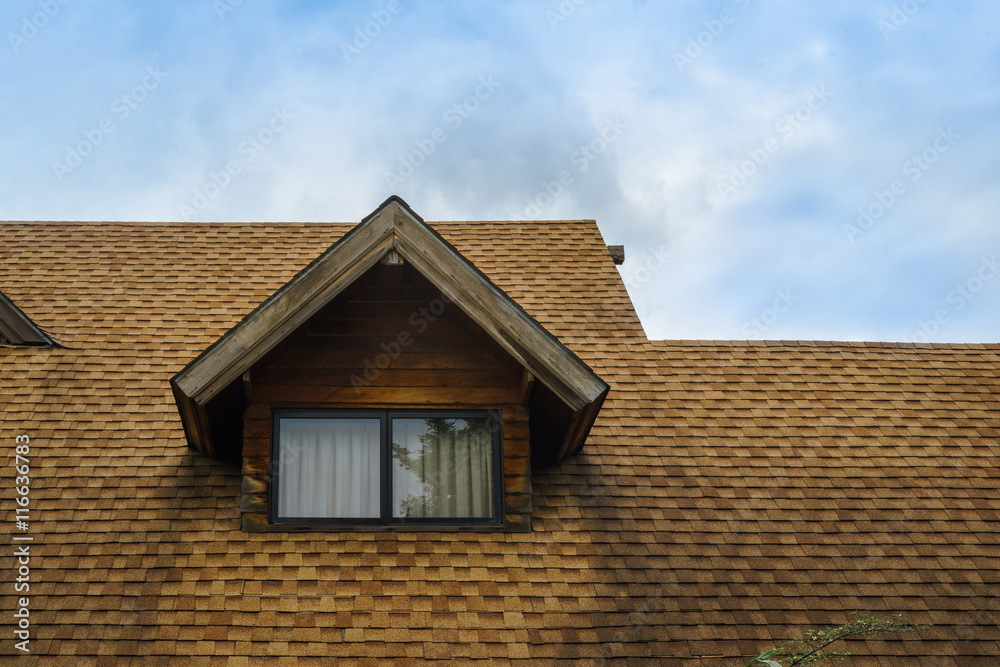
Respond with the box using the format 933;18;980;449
637;339;1000;349
0;220;356;226
0;219;598;225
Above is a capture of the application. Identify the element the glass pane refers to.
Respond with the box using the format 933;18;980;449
277;417;380;519
391;417;494;519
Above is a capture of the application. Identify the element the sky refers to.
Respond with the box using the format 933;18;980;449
2;1;999;343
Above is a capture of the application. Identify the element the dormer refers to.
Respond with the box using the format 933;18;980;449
170;197;609;531
0;290;55;346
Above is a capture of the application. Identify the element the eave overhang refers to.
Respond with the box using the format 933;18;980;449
170;196;609;461
0;290;55;346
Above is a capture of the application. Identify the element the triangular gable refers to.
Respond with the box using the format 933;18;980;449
171;196;609;461
0;290;55;346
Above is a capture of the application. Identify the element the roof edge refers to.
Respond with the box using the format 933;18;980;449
636;339;1000;349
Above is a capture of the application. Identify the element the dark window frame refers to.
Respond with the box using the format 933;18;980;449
270;408;504;527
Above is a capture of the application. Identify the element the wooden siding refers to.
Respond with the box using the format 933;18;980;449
241;261;532;532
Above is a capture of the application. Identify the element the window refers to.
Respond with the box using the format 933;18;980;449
270;410;503;525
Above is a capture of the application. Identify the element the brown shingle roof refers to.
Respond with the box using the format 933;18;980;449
1;220;997;663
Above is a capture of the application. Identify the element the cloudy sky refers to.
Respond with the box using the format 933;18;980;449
2;1;998;342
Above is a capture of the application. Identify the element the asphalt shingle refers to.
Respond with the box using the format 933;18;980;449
0;220;997;664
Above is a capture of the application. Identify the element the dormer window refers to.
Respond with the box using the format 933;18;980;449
170;197;609;533
272;410;502;525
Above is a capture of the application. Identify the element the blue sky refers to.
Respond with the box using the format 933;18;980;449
2;1;999;342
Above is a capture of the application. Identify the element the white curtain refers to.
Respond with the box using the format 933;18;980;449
392;418;493;519
277;418;380;519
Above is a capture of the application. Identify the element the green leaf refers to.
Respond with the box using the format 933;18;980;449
738;613;930;667
745;648;784;666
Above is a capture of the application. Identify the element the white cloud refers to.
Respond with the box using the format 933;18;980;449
1;0;999;341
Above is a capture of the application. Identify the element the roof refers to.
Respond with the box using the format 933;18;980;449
1;218;997;663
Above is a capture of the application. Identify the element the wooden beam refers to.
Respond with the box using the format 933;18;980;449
170;382;216;458
242;370;253;402
252;384;522;406
556;383;609;461
519;370;535;407
381;249;403;265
